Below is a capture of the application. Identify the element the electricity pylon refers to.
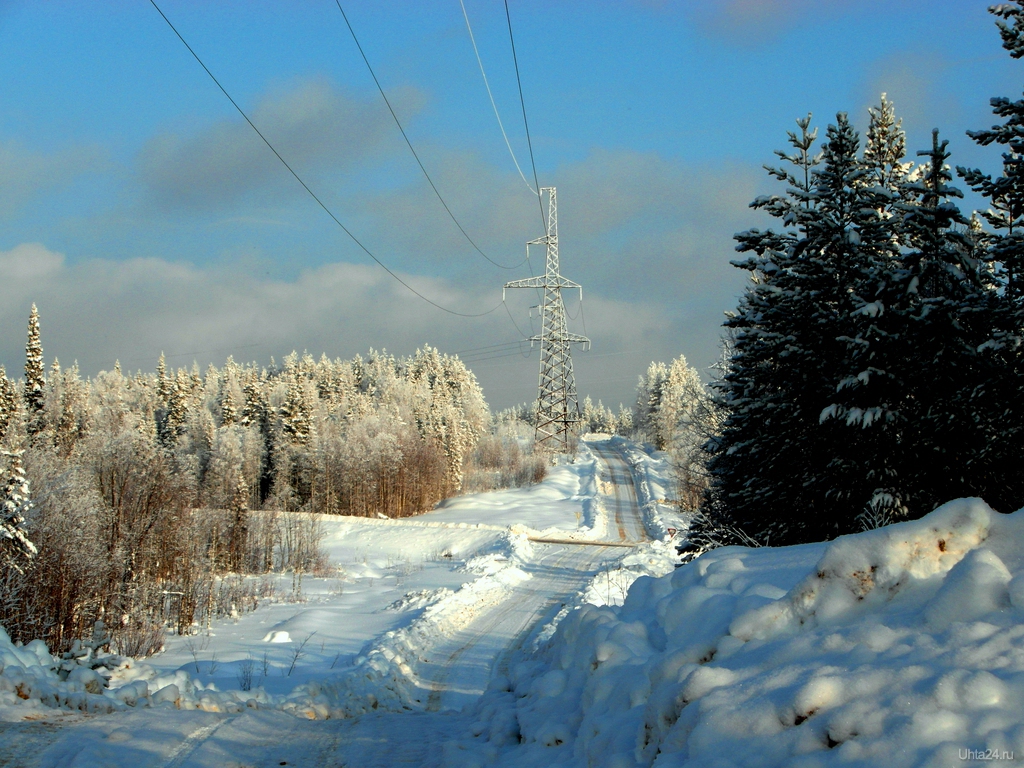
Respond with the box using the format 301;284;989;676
504;187;590;453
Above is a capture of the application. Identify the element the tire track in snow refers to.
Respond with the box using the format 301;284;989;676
422;544;580;712
160;717;233;768
591;441;649;543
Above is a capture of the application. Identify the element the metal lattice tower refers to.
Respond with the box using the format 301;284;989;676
504;187;590;452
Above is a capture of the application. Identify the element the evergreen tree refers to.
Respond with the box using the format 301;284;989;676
1;450;37;573
219;368;239;427
703;113;895;545
55;363;88;458
160;369;191;444
0;366;15;443
280;370;313;446
24;304;45;434
863;93;913;195
155;352;172;406
956;0;1024;512
826;130;988;526
634;362;669;448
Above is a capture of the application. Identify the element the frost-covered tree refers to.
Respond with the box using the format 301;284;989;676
160;369;191;444
629;356;716;511
823;130;988;527
1;450;37;572
581;396;616;434
0;366;16;443
633;362;669;448
53;363;89;458
24;304;45;435
863;93;913;195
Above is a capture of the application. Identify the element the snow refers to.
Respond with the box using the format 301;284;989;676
500;497;1024;767
608;436;689;539
427;441;608;540
5;442;1024;767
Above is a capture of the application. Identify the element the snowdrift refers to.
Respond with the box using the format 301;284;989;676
503;498;1024;767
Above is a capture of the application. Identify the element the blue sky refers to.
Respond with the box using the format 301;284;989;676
0;0;1014;408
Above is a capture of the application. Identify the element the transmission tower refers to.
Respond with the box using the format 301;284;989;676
504;187;590;453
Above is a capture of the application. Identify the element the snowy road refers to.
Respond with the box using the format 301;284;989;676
8;439;654;768
590;441;649;544
420;542;619;713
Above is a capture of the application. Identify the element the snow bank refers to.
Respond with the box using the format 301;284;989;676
291;528;535;717
0;624;298;721
499;498;1024;767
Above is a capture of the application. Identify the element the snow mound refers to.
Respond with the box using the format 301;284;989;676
494;498;1024;767
292;527;534;717
261;631;292;644
385;587;455;612
0;624;320;720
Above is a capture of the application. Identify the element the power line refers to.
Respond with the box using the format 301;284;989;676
453;339;529;356
458;346;534;365
504;0;546;233
149;0;501;319
335;1;527;272
458;0;538;196
501;299;532;339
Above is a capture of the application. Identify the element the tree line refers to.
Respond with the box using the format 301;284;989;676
0;315;544;653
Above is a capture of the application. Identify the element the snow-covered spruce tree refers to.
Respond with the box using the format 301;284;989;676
825;130;989;527
24;304;45;436
0;366;17;443
633;361;669;448
159;368;191;444
701;113;896;545
0;450;37;573
956;0;1024;513
863;93;914;195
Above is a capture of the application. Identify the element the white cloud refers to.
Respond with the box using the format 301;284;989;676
0;242;680;409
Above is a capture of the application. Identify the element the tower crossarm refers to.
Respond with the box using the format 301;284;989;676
503;276;582;299
526;333;591;347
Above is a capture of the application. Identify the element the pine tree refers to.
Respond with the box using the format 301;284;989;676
1;450;37;573
703;113;895;545
955;0;1024;513
0;367;16;443
24;304;45;434
824;130;987;526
